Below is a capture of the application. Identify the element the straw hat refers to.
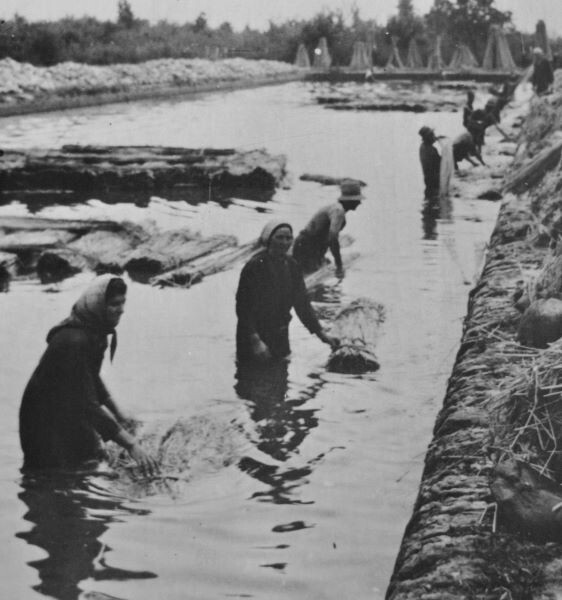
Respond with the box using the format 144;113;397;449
338;180;364;203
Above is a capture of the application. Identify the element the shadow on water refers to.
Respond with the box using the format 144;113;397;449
421;192;453;241
17;473;156;600
0;186;276;213
235;359;332;506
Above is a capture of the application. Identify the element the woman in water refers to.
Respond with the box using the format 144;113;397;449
235;219;338;362
19;274;157;474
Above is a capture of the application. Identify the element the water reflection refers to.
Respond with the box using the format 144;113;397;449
421;193;453;240
0;184;275;212
235;360;324;504
17;474;156;600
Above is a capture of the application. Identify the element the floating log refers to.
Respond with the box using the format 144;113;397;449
314;88;460;113
0;215;123;233
0;229;77;252
152;240;259;287
299;174;366;186
329;102;427;112
0;145;287;194
0;215;242;284
503;141;562;194
125;234;236;278
326;298;384;373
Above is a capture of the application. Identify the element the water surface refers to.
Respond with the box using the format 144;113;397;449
0;82;500;599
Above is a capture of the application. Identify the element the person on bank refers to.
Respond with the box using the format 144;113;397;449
531;47;554;96
236;220;338;363
19;274;158;474
292;180;363;276
418;126;441;197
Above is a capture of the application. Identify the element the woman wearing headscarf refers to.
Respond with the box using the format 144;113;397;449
235;220;338;362
19;274;157;473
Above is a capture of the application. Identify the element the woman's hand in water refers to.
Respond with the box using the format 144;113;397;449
250;334;272;362
129;443;159;477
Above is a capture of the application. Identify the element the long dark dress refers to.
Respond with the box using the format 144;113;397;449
235;250;322;361
532;58;554;94
19;320;122;470
419;141;441;197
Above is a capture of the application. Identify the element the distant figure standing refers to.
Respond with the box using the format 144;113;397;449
292;180;363;276
531;47;554;95
236;220;338;363
462;90;475;128
19;275;157;473
464;109;488;153
418;126;441;197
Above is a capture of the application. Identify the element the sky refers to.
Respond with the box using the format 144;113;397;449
0;1;560;36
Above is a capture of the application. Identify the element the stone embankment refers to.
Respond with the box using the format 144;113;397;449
0;57;304;116
387;74;562;598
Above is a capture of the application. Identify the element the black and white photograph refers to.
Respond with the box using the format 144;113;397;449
0;1;561;598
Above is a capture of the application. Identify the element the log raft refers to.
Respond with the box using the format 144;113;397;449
0;145;288;197
0;213;360;291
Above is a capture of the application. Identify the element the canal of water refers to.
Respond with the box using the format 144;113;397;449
0;81;500;599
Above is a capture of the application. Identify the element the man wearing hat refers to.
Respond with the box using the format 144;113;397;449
531;47;554;95
292;180;363;276
418;126;441;197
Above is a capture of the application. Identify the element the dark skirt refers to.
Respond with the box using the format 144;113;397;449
236;323;290;363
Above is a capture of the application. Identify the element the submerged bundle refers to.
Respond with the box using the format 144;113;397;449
349;41;372;70
482;25;517;71
448;44;479;70
327;298;385;373
313;37;332;69
107;415;245;496
294;43;311;68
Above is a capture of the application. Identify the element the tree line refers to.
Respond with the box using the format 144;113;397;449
0;0;559;67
